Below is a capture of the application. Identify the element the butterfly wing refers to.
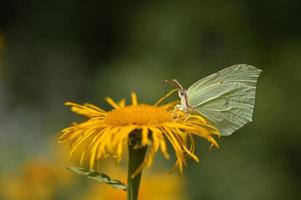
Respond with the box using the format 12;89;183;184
187;64;262;136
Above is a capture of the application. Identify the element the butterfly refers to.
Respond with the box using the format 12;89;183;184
164;64;262;136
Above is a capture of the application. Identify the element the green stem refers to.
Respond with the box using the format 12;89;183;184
127;143;147;200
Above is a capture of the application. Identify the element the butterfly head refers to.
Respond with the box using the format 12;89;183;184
178;88;187;99
163;79;189;107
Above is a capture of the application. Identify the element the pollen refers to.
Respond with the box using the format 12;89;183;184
104;105;172;126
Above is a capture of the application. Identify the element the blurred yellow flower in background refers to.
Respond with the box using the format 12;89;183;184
59;92;219;176
80;166;185;200
0;160;74;200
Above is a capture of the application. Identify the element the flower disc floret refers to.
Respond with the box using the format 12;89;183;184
104;105;172;126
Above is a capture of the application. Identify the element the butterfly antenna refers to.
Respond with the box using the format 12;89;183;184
154;88;178;106
162;79;184;91
156;79;181;106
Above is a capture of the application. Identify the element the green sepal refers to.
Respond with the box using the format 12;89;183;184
65;166;127;191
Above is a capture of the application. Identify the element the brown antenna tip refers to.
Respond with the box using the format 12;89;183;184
162;79;184;90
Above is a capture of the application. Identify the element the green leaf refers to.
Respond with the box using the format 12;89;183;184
65;166;127;191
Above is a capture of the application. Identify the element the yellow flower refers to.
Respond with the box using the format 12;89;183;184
59;92;219;175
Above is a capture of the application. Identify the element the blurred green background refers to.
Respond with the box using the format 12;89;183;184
0;0;300;200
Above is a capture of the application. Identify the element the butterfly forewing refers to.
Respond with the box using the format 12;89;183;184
187;64;262;136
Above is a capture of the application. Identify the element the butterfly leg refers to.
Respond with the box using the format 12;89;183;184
172;104;181;116
173;104;183;121
175;112;181;121
184;113;191;122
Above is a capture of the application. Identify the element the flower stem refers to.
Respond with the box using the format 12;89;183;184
127;143;147;200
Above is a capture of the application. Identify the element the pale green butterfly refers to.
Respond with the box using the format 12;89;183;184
164;64;262;136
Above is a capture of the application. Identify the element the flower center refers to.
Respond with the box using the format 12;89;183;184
104;104;172;126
